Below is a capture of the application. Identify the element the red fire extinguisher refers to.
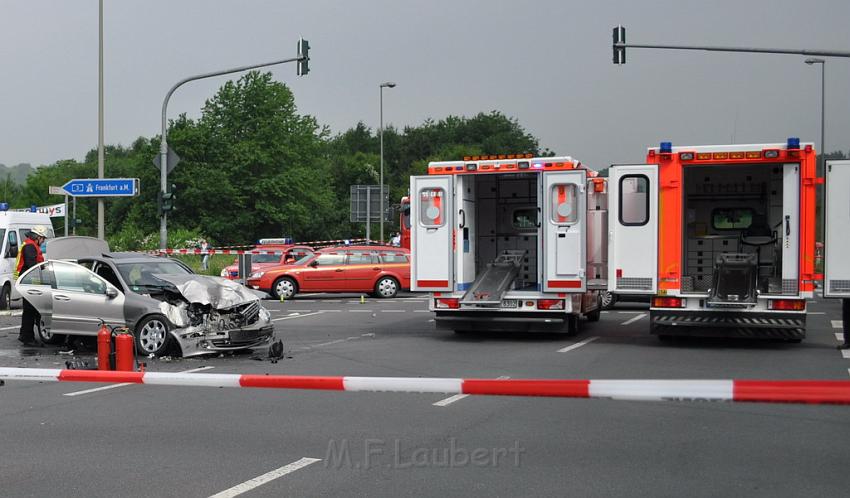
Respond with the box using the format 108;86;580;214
114;329;135;372
97;322;112;371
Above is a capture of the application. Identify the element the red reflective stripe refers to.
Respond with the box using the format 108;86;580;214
433;193;443;225
462;379;590;397
548;280;582;288
58;370;144;384
239;375;345;390
556;185;566;222
417;280;449;287
733;380;850;404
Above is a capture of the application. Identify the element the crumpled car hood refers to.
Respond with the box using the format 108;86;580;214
153;274;265;308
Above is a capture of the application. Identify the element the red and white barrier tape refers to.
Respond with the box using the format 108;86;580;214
0;368;848;405
153;239;384;256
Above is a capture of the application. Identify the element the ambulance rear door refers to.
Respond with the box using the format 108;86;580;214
542;170;587;292
410;175;454;292
824;160;850;297
608;164;658;294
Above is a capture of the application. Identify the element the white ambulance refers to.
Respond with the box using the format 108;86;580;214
0;209;55;309
410;154;606;334
608;139;817;341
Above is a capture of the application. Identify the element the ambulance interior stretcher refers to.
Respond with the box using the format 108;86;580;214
681;163;788;300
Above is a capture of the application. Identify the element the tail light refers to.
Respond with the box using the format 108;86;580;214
768;299;805;311
652;296;684;308
537;299;564;310
435;298;459;309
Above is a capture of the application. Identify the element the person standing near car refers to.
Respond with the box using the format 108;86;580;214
200;239;210;271
15;226;48;346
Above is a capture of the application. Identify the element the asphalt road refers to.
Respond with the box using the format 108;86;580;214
0;292;848;497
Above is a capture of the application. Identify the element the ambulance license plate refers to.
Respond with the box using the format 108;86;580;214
501;299;518;308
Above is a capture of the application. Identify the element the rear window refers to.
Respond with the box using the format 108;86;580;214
381;253;409;264
419;188;446;227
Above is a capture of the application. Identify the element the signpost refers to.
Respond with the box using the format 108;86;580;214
350;185;389;242
61;178;139;198
49;186;69;236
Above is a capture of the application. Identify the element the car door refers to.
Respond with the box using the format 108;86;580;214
50;261;125;335
15;261;56;331
381;251;411;289
300;252;347;291
345;252;381;291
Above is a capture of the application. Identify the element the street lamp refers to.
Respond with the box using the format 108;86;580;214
804;58;825;172
379;82;396;243
158;42;309;249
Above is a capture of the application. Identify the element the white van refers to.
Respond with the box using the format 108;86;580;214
0;211;55;309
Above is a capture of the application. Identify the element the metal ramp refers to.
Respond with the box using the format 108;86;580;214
460;250;526;307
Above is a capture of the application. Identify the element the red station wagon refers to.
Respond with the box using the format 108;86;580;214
221;245;314;280
245;246;411;299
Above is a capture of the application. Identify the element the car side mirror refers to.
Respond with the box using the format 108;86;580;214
106;287;119;299
310;260;319;268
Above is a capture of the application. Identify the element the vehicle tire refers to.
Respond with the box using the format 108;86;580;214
37;319;65;345
586;307;601;323
601;291;616;310
271;277;297;300
0;284;10;311
374;277;399;299
135;315;171;357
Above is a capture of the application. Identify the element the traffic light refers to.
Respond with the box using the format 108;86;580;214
297;37;310;76
159;184;177;214
613;25;626;64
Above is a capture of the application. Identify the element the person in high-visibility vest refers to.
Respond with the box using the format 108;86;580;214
16;225;48;346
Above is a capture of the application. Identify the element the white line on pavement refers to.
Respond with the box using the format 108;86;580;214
832;320;843;329
621;313;647;326
414;310;430;313
433;376;510;407
0;325;20;331
835;333;844;342
557;336;599;353
272;311;324;322
841;350;850;359
285;309;313;312
0;310;22;317
808;312;826;315
64;366;215;397
208;457;321;498
380;310;406;313
348;310;373;313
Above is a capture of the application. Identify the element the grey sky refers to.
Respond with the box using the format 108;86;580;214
2;0;849;171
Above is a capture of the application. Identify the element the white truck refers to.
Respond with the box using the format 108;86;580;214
0;209;55;309
410;154;607;334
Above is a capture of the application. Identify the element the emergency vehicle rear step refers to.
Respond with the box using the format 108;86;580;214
460;250;526;307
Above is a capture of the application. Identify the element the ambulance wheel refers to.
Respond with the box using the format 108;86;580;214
37;320;65;345
586;308;601;323
0;283;10;310
271;277;297;300
374;277;399;299
135;315;171;357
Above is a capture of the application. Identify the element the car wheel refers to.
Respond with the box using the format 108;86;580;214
135;315;171;356
565;314;581;336
374;277;399;299
37;320;65;345
271;277;297;300
601;291;616;310
0;284;10;310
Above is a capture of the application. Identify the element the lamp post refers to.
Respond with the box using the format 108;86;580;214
97;0;104;239
158;47;308;249
805;58;825;172
379;82;396;243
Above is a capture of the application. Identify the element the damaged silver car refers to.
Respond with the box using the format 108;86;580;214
15;237;274;357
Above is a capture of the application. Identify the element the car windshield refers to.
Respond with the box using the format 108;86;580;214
116;261;191;289
252;253;280;264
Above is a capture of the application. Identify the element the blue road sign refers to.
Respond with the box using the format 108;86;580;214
62;178;139;197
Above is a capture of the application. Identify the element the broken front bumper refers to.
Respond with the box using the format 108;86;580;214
174;324;275;357
650;309;806;340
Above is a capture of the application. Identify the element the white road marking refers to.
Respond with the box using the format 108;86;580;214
380;310;406;313
835;333;844;342
285;309;313;312
557;336;599;353
0;325;20;331
348;309;373;313
272;311;324;322
601;311;609;314
832;320;843;329
64;366;214;397
0;310;22;317
208;457;321;498
323;310;343;313
808;312;826;315
621;313;647;326
433;376;509;407
414;310;431;313
841;350;850;359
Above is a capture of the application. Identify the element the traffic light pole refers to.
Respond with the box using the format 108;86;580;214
614;41;850;59
159;53;307;250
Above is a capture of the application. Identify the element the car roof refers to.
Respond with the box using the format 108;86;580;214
318;245;409;253
83;252;180;264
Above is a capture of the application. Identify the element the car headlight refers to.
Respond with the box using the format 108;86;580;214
250;271;265;279
220;269;229;277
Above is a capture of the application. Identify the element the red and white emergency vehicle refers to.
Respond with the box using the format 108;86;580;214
608;138;817;340
410;154;607;334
